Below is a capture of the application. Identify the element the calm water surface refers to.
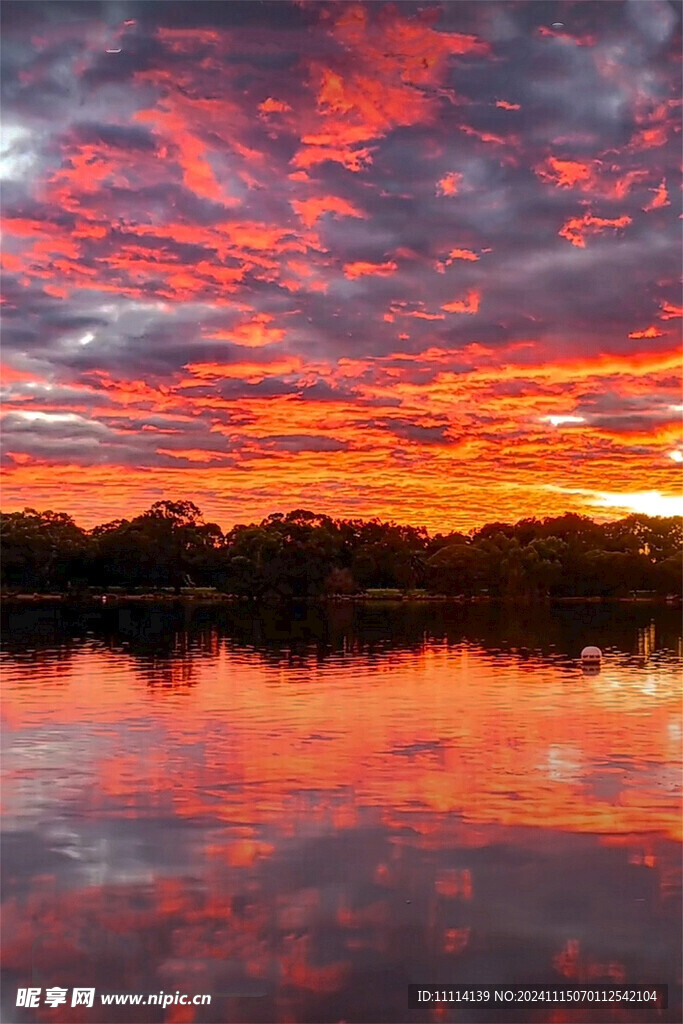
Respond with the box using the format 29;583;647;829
1;603;681;1023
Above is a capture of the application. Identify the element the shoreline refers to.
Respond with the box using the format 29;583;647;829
1;592;679;607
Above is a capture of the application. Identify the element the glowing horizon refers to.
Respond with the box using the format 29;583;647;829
1;1;681;531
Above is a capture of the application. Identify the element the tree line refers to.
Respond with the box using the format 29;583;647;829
1;501;681;600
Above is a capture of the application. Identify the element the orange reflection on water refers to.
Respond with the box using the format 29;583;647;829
2;638;681;841
1;608;681;1023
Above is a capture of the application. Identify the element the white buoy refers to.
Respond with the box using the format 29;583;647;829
581;645;602;665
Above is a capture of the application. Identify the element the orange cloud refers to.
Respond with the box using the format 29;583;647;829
538;157;595;189
183;356;303;381
156;27;222;52
443;248;479;265
559;213;632;247
403;310;444;321
459;124;511;148
4;203;323;306
291;195;365;227
537;157;648;199
496;99;520;110
628;325;664;339
437;172;462;196
292;135;375;173
81;371;178;410
204;314;286;348
292;5;487;171
258;96;291;114
156;448;228;462
343;260;398;279
1;364;44;384
537;25;597;46
642;179;670;211
628;99;679;152
610;169;649;199
659;302;682;320
442;290;480;314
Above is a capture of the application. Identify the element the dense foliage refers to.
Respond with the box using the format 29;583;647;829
1;502;681;600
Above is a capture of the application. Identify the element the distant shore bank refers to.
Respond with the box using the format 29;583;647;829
1;591;679;607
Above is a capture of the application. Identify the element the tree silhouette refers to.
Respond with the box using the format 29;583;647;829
1;503;681;601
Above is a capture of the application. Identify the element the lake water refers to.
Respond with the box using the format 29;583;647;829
1;602;681;1023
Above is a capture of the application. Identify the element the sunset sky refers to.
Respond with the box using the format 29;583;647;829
1;0;681;532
